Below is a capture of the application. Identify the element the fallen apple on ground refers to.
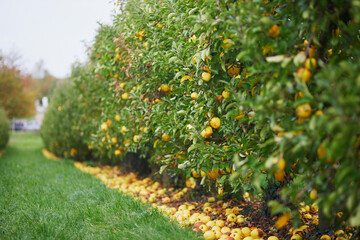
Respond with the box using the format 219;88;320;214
73;162;356;240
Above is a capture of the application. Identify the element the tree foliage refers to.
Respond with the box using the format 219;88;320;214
0;62;36;118
0;108;10;150
41;0;360;227
40;75;90;160
0;52;60;119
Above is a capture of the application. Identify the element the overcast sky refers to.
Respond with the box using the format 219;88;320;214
0;0;115;78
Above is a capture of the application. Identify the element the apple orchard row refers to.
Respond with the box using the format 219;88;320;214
41;0;360;227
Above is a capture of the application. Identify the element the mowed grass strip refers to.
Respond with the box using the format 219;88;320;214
0;132;200;240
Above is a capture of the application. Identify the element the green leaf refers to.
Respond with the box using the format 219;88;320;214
159;165;167;174
188;144;201;153
236;51;249;61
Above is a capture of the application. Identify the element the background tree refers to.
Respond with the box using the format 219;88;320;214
0;54;36;118
0;52;59;118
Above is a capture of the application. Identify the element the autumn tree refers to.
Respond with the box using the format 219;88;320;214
0;53;36;118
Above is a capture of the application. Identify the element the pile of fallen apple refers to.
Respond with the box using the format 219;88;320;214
74;162;355;240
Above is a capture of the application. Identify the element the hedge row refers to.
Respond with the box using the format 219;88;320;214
41;0;360;227
0;108;10;150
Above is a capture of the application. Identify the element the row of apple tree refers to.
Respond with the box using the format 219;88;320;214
41;0;360;227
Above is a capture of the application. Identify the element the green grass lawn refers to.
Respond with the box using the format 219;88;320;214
0;132;200;240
